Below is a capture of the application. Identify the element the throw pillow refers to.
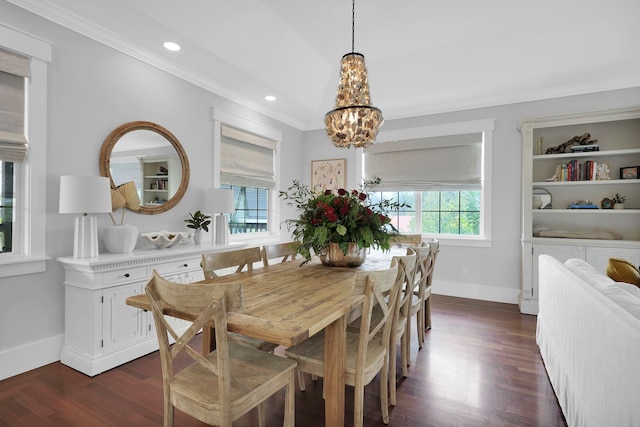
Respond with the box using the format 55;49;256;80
607;258;640;287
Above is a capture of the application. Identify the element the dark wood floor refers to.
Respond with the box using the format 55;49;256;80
0;295;567;426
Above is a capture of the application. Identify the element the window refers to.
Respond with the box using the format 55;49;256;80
0;25;51;276
361;119;493;245
212;108;282;239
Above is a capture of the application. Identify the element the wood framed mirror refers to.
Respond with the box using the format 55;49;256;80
99;121;190;215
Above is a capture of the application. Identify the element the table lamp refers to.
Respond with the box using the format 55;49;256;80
59;175;112;258
206;189;236;244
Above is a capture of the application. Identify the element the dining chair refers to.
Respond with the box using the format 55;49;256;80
386;249;417;406
201;247;278;353
261;241;300;267
201;246;262;278
390;234;422;247
284;259;400;427
408;244;434;348
145;270;296;427
421;238;440;330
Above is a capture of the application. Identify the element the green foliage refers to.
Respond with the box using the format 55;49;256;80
279;178;405;264
184;210;211;232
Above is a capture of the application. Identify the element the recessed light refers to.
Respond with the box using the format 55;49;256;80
265;95;276;102
163;41;181;52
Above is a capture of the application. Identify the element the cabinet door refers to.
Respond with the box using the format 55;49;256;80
585;246;640;274
102;282;145;353
532;244;585;299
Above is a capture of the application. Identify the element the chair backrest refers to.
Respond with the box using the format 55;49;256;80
201;246;262;278
145;270;244;416
422;237;439;284
390;249;417;332
391;234;423;247
261;241;300;267
409;244;434;300
351;258;400;375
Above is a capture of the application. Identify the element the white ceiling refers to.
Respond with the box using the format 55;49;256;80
9;0;640;130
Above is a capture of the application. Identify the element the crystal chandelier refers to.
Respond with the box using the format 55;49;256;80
325;0;383;149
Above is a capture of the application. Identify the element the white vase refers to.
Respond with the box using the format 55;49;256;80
104;224;138;254
193;229;204;245
613;203;625;210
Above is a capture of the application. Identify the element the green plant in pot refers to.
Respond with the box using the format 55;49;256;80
279;178;405;266
185;210;211;244
612;193;626;209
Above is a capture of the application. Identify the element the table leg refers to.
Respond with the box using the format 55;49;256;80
324;315;346;427
202;326;216;354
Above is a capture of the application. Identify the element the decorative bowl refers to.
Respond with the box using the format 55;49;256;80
141;230;193;249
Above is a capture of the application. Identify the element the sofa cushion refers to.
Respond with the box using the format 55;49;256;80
614;281;640;300
564;258;613;288
606;258;640;287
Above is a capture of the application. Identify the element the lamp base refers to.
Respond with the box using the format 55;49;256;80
214;214;229;245
74;215;99;258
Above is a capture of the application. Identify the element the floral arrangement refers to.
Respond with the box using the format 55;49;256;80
109;181;140;225
280;178;404;263
612;193;626;204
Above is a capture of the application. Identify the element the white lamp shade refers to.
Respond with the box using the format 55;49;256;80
206;189;236;214
59;175;112;214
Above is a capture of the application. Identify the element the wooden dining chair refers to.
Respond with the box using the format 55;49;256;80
421;238;440;331
284;259;400;427
407;244;434;349
145;271;296;427
390;233;422;247
201;247;278;353
261;242;300;267
386;249;417;406
201;247;262;279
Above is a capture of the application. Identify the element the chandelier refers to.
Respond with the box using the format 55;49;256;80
325;0;383;149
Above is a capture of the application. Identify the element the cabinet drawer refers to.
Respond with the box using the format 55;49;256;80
102;267;148;286
151;258;202;276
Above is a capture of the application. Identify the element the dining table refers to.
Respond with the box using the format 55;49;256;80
126;253;396;427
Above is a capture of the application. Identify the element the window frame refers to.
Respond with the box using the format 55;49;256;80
357;119;494;248
211;108;282;243
0;25;51;277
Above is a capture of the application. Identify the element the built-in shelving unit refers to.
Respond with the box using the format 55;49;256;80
518;106;640;314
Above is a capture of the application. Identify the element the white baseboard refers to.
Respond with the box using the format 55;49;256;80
0;334;64;381
432;279;520;305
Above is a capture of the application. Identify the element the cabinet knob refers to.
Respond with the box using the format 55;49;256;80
124;273;130;278
183;263;188;268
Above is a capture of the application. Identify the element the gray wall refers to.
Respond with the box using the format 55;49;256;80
1;1;639;379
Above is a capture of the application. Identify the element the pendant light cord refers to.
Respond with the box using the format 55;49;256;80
351;0;355;53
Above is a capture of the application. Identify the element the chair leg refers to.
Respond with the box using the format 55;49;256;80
401;331;409;377
389;338;398;406
297;369;306;391
424;297;432;330
416;306;424;348
284;372;295;427
258;403;265;427
164;395;173;427
353;383;365;427
380;353;390;424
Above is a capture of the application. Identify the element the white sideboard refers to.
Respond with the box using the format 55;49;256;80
58;242;245;376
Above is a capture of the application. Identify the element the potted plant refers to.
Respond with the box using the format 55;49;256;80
184;210;211;244
612;193;626;209
279;178;405;266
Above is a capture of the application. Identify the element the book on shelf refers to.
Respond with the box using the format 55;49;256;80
560;159;597;181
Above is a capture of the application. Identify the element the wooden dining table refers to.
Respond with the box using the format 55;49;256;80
126;254;395;427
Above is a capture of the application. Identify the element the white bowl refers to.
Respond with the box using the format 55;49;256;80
141;230;193;249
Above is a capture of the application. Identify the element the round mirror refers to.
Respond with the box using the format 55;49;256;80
532;187;552;209
99;121;190;215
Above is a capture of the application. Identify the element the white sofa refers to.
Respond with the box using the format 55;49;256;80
537;255;640;427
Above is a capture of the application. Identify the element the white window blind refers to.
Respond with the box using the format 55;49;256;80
0;47;30;162
220;124;277;189
363;133;483;191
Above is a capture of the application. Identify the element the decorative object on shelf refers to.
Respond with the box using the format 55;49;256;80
537;229;623;240
596;163;611;180
59;175;112;258
544;133;598;154
205;189;236;245
620;166;639;179
532;188;552;209
545;165;562;182
612;193;626;210
601;198;614;209
184;210;211;245
319;242;367;267
324;0;383;149
141;230;192;249
104;181;140;254
279;177;403;265
570;144;599;152
311;158;346;193
568;200;598;209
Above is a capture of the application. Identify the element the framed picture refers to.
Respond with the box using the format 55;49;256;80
620;166;639;179
311;158;346;193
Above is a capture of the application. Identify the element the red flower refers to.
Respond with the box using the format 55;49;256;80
358;193;367;201
324;190;332;196
326;212;337;222
337;188;347;196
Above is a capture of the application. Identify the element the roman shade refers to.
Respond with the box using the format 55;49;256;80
220;124;277;189
363;133;483;191
0;47;30;162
